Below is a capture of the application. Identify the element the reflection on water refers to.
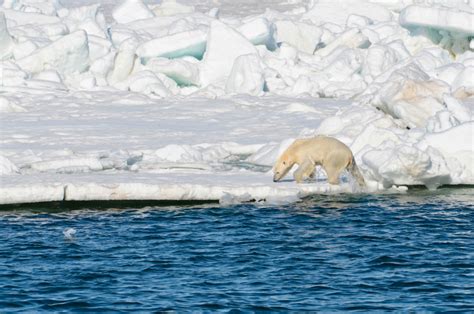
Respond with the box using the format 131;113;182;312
0;188;473;311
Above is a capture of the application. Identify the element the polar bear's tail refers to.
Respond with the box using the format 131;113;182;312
348;157;366;187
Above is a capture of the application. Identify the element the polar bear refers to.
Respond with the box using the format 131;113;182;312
273;135;366;186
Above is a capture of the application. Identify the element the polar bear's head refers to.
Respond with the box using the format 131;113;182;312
273;151;295;182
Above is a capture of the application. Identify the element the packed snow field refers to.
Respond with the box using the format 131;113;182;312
0;0;473;204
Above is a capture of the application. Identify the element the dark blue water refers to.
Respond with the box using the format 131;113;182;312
1;188;473;312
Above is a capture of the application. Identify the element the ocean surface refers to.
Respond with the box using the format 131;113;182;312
0;188;473;312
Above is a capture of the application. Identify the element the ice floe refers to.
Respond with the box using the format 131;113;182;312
0;0;473;204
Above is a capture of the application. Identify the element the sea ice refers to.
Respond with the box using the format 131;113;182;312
151;0;195;16
0;96;26;113
0;12;13;60
112;0;155;24
304;0;393;25
0;155;19;175
136;30;207;60
238;17;275;49
399;5;474;36
143;57;200;86
0;7;60;26
225;54;264;95
107;38;137;85
2;0;62;16
314;28;370;58
200;20;258;86
16;30;90;74
0;0;473;204
274;20;322;54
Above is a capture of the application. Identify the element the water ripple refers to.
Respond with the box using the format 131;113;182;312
0;188;473;311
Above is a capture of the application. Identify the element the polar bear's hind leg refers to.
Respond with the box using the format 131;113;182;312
325;165;341;185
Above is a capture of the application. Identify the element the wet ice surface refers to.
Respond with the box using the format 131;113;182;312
0;188;473;311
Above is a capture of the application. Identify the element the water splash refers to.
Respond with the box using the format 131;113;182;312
63;227;76;240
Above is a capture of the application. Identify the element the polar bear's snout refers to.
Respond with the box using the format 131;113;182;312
273;170;286;182
273;160;292;182
273;172;281;182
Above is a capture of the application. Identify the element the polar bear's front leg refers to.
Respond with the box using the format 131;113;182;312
293;159;315;183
